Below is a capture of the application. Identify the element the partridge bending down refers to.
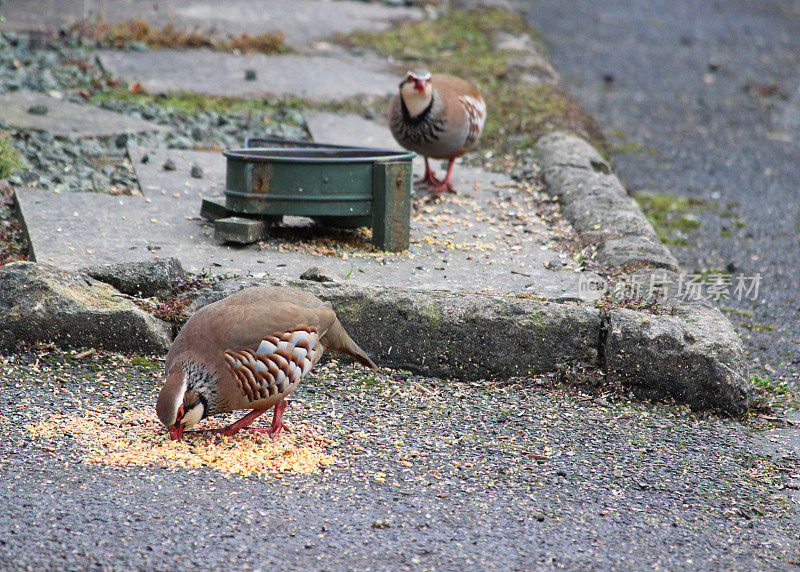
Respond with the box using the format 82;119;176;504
389;70;486;194
156;286;376;440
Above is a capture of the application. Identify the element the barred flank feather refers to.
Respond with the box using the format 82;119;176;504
224;325;319;403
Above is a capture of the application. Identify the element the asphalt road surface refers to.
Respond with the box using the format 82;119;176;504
2;351;799;570
521;0;800;385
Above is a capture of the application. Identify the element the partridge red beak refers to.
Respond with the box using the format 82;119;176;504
169;424;184;441
414;79;426;92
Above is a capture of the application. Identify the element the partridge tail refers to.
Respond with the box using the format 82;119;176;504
323;320;378;370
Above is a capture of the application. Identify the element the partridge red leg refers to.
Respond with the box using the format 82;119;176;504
426;159;457;194
200;408;269;436
416;157;441;186
245;399;291;438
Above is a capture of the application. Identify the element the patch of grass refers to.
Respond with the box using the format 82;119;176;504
0;132;23;180
611;140;657;155
751;374;792;395
69;15;289;54
91;85;385;122
633;192;707;245
342;8;532;65
749;373;800;418
741;322;775;332
91;87;310;116
338;7;605;163
595;292;677;320
0;180;29;266
719;307;755;318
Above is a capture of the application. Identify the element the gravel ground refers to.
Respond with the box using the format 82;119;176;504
1;348;799;570
0;30;307;195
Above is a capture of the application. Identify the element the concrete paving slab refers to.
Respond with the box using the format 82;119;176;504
97;49;399;100
17;145;583;299
304;111;401;151
0;91;170;137
0;0;422;53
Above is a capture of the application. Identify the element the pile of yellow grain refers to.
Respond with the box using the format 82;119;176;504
25;408;335;477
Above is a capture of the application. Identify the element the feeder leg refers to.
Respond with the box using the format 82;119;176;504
372;161;411;252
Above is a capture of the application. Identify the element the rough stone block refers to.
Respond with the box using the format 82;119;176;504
214;217;265;244
82;257;187;298
0;261;171;354
605;304;749;417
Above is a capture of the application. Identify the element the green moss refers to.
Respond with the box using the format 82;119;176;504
46;279;129;311
751;374;788;393
338;7;605;162
0;132;22;179
417;298;444;328
633;192;707;244
91;88;310;116
741;322;775;332
749;374;800;414
719;307;755;318
128;356;159;366
341;8;534;64
611;140;657;155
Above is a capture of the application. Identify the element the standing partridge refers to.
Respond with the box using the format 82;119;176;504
156;286;376;440
389;70;486;194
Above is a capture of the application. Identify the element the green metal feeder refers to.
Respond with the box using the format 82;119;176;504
200;140;414;252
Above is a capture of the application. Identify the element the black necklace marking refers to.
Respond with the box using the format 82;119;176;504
183;360;218;415
394;93;445;146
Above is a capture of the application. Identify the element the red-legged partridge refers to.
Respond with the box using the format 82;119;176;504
156;286;376;440
389;70;486;194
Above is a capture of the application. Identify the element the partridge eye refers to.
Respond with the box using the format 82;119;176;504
176;404;185;422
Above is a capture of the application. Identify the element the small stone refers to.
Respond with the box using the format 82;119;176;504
114;133;128;149
39;69;59;91
163;159;176;171
190;164;203;179
371;520;390;529
129;40;148;52
300;267;343;283
18;170;39;185
27;104;48;115
244;69;257;81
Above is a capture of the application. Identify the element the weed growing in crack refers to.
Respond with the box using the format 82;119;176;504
595;292;678;320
